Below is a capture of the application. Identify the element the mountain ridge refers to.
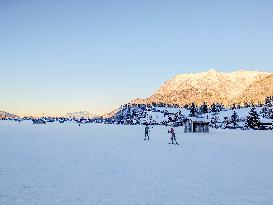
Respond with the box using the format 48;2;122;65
130;69;273;106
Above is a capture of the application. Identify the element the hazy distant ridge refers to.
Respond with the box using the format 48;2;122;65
0;111;18;118
65;111;99;118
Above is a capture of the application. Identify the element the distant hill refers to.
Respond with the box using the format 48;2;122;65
0;111;18;118
65;111;99;118
102;108;119;118
131;69;272;106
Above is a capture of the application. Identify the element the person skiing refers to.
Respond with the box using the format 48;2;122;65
144;124;150;141
168;128;179;145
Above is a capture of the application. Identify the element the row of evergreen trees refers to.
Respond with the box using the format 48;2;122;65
189;102;224;117
113;96;273;128
210;108;269;130
221;108;263;130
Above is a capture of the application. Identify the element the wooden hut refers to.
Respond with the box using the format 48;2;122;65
184;120;209;133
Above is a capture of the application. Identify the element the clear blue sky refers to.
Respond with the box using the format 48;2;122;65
1;0;273;116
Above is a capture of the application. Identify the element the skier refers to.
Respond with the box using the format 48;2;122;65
168;128;179;145
144;124;150;141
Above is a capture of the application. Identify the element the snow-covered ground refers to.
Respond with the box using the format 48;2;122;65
0;121;272;205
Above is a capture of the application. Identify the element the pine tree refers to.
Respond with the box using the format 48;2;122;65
223;117;229;128
189;103;197;117
210;113;219;128
260;107;268;118
268;108;273;119
245;108;260;129
265;96;272;107
211;103;217;113
201;102;208;113
230;111;239;129
244;102;249;108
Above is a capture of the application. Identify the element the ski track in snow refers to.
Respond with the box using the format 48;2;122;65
0;121;272;205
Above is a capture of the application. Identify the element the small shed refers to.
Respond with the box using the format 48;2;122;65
184;120;209;133
259;119;273;130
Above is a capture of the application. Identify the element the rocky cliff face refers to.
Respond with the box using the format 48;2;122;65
131;69;272;106
237;74;273;104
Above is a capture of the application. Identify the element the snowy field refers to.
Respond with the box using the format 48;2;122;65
0;121;272;205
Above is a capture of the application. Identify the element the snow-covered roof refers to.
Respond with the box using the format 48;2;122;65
260;118;273;124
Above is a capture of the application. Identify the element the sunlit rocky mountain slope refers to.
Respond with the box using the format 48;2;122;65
131;69;272;106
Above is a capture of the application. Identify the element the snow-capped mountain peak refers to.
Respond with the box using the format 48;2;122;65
131;69;273;106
